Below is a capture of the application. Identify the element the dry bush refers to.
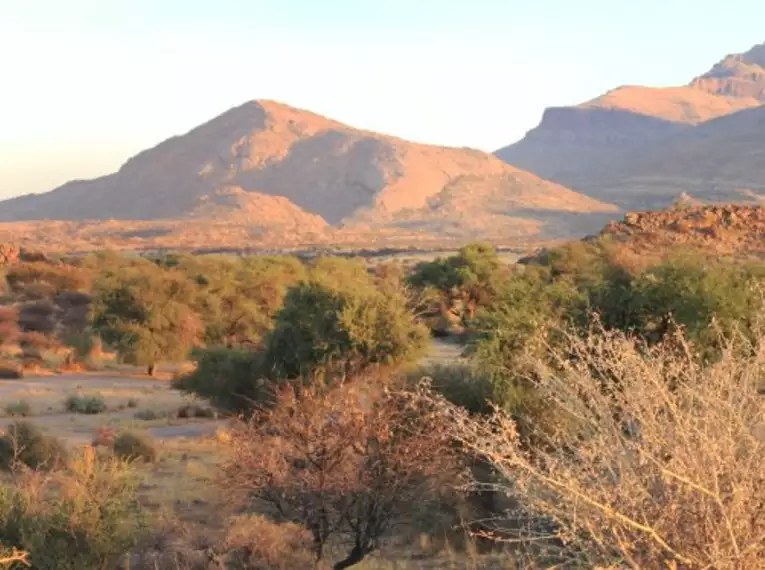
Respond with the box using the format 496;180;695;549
112;430;158;462
429;325;765;569
0;448;148;570
0;420;69;471
221;382;464;569
224;515;315;570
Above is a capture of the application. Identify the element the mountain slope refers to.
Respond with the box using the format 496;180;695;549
496;42;765;194
0;100;618;248
580;103;765;210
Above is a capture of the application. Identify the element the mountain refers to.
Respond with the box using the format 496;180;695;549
0;100;617;250
496;43;765;203
580;104;765;210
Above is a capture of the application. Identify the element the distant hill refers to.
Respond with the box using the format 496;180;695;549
496;42;765;208
0;100;617;250
579;104;765;210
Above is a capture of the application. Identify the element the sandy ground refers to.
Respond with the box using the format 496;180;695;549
0;340;462;445
0;372;226;444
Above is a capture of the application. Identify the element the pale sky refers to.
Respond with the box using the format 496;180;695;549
1;0;765;199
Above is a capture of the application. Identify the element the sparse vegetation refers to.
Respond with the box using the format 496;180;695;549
222;383;463;568
0;420;68;471
5;233;765;567
112;430;158;462
0;448;149;570
3;400;30;417
64;393;108;414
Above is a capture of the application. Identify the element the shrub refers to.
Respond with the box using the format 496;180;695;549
0;448;149;570
126;397;139;408
0;420;68;471
92;267;203;375
17;301;57;334
437;325;765;568
0;307;19;348
0;360;22;379
3;400;30;418
174;348;270;413
224;515;315;570
264;276;428;379
133;409;161;421
409;363;496;415
65;394;107;415
112;431;158;462
222;384;462;567
176;403;215;419
5;262;91;295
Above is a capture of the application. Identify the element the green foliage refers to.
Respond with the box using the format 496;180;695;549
0;421;68;471
408;242;508;326
3;401;30;418
0;451;148;570
265;264;428;378
64;394;107;415
112;431;157;462
92;266;202;370
174;348;270;412
466;241;765;421
409;363;497;415
180;255;307;348
467;266;585;412
5;263;91;296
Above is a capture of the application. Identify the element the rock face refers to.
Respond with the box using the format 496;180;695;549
496;42;765;210
690;43;765;101
0;100;619;249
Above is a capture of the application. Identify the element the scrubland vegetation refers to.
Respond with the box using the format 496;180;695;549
3;236;765;567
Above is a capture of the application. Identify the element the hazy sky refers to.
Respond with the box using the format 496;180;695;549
2;0;765;199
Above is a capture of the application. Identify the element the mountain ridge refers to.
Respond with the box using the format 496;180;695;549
0;100;618;250
495;42;765;209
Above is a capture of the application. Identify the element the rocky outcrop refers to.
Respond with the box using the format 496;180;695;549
601;204;765;257
690;43;765;101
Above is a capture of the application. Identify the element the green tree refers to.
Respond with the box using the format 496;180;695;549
92;267;202;375
408;242;508;327
264;274;428;379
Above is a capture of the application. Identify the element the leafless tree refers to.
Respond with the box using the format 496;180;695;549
220;381;464;569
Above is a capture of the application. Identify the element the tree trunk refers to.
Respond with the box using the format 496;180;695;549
147;363;156;376
333;544;367;570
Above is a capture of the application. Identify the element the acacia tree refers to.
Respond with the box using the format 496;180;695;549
264;273;428;379
221;384;462;569
92;268;202;375
408;242;507;327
